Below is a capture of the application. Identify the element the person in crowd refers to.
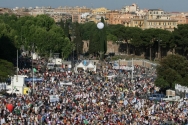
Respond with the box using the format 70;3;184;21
1;58;188;125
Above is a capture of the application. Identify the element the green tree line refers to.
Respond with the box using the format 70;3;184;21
1;13;188;82
0;14;73;81
78;21;188;60
0;13;73;61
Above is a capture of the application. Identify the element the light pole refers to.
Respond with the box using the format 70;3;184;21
116;40;124;82
31;43;36;95
71;35;76;68
16;50;18;82
97;22;104;61
32;56;34;95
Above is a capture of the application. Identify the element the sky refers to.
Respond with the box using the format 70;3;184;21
1;0;188;12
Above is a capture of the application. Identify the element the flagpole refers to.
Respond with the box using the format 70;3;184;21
16;50;18;82
32;54;34;95
131;58;133;80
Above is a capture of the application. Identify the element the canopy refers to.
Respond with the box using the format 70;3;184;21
87;63;95;68
76;62;85;68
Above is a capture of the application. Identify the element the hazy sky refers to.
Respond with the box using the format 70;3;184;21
1;0;188;12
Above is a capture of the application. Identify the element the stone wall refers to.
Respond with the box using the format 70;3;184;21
118;59;157;68
106;41;119;54
82;40;119;54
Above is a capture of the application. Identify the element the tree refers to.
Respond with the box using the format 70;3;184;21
73;22;83;57
62;37;73;59
80;22;96;41
0;22;17;62
89;30;100;54
155;54;188;89
0;59;14;82
64;20;70;39
171;24;188;56
59;19;65;30
100;17;107;54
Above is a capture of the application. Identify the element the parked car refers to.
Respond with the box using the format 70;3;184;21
148;93;165;101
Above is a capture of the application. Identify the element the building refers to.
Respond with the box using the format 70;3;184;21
130;9;178;31
92;7;110;14
120;3;139;13
54;6;91;14
105;11;133;25
72;14;81;23
51;13;72;22
135;9;148;16
0;8;12;14
85;14;105;23
147;9;171;20
170;12;188;24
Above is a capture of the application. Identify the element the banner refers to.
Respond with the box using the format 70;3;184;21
113;66;134;70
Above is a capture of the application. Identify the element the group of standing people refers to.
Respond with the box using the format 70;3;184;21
0;59;188;125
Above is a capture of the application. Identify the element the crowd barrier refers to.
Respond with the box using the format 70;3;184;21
116;59;158;68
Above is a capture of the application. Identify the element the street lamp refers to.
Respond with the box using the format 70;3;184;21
97;22;104;61
97;22;104;29
115;40;124;82
31;43;36;95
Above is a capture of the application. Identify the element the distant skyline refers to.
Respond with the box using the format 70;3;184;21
1;0;188;12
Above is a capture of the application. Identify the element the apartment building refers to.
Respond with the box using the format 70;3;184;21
51;13;72;22
170;12;188;24
85;14;105;23
120;3;139;13
92;7;110;14
0;8;12;14
105;10;133;25
54;6;91;14
72;14;82;23
130;9;178;31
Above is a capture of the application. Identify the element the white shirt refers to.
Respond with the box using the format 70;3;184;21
1;118;5;124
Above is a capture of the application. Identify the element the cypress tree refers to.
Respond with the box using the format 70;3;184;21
64;20;70;39
74;22;83;58
59;19;65;30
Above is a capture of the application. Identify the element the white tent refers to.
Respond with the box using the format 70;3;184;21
76;62;86;71
76;62;85;68
75;61;96;73
87;63;95;69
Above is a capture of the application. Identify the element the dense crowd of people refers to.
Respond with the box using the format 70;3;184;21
0;58;188;125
